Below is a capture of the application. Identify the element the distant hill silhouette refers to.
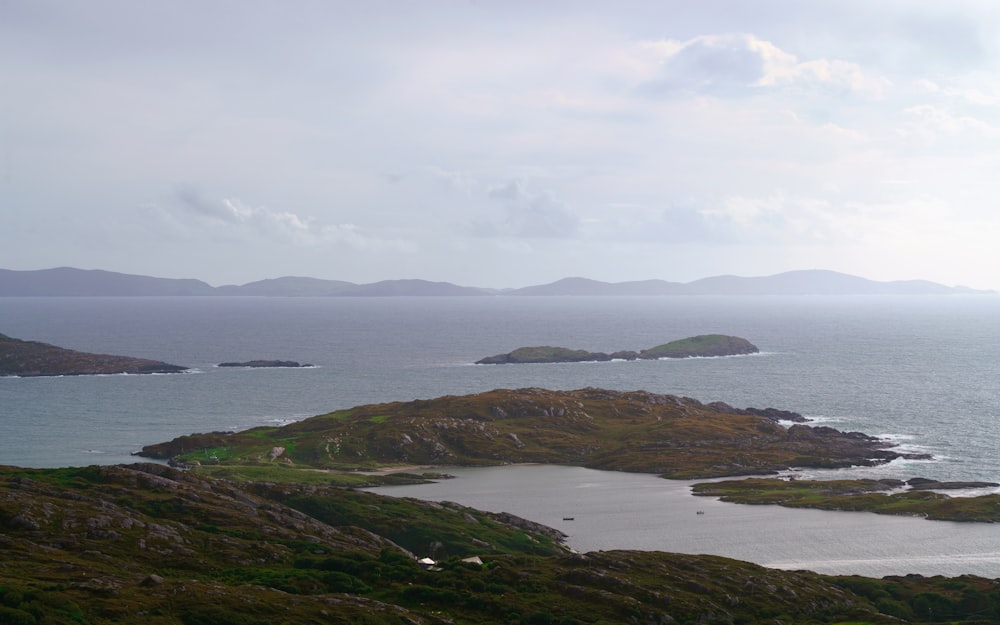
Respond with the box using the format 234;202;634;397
0;267;991;296
0;267;216;296
505;270;990;296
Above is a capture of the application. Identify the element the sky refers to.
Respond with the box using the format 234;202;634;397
3;1;1000;289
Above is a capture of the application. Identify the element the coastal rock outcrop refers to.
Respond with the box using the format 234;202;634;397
217;360;311;368
0;332;188;377
476;334;758;364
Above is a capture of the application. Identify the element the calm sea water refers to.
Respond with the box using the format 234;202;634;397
373;465;1000;578
2;295;999;576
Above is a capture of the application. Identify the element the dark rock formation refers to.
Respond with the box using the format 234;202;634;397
217;360;310;368
706;402;809;423
476;334;758;364
0;332;188;377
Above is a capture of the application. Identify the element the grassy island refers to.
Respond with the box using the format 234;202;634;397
475;334;758;363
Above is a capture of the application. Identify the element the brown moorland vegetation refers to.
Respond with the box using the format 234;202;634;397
2;463;1000;624
138;387;918;479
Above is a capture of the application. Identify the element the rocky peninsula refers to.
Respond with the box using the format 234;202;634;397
0;332;187;377
138;387;917;479
135;387;1000;525
476;334;758;364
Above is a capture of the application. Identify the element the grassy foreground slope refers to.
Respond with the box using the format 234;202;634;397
3;463;1000;625
138;387;912;479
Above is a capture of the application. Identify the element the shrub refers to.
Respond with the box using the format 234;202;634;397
0;606;36;625
182;607;270;625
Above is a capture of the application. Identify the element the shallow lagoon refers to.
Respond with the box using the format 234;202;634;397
372;464;1000;578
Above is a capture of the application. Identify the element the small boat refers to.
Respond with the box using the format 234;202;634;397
696;511;705;515
562;517;574;521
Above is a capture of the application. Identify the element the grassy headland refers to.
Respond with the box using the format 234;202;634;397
0;333;187;377
135;387;1000;526
137;387;909;479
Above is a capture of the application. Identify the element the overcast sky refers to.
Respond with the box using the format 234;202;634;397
4;1;1000;289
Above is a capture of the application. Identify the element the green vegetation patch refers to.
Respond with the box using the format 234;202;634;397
693;477;1000;522
640;334;757;358
507;346;597;362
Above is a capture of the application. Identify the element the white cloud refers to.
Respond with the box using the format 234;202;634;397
169;188;407;250
698;193;839;243
470;180;580;239
625;33;890;100
772;58;892;98
175;188;311;238
897;104;1000;145
7;2;1000;289
916;79;1000;105
637;34;771;96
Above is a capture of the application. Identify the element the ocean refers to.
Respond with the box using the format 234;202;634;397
2;295;999;576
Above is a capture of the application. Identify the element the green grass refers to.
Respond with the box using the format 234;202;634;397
693;478;1000;522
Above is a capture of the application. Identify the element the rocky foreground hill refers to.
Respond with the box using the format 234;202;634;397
2;462;999;624
138;387;922;479
0;333;187;377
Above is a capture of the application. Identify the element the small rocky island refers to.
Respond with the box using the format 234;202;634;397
217;360;311;368
476;334;758;364
0;332;188;377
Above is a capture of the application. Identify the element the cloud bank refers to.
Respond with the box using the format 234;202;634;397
4;1;1000;288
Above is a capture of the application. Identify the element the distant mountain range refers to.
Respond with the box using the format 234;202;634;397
0;267;992;297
